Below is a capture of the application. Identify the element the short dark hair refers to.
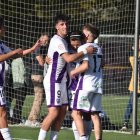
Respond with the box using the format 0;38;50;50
82;24;100;39
70;30;85;41
54;13;70;25
0;16;4;28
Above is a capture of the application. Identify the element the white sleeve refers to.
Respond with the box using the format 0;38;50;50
78;46;89;61
56;39;68;55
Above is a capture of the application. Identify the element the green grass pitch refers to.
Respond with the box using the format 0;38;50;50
9;95;140;140
10;126;140;140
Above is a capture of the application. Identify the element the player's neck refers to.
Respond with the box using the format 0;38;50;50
57;33;66;39
86;39;94;43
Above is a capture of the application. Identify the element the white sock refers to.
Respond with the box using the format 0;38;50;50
0;128;12;140
72;121;79;140
79;135;87;140
38;128;47;140
84;120;92;140
50;131;59;140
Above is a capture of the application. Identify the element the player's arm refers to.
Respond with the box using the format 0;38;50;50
61;46;96;63
0;48;23;62
22;39;42;56
70;60;88;78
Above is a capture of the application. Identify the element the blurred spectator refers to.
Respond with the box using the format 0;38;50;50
121;38;140;131
25;33;49;126
5;57;27;124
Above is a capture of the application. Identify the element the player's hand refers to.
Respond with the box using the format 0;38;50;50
32;39;42;50
70;71;76;79
86;46;97;54
12;48;23;58
45;56;52;64
15;48;23;57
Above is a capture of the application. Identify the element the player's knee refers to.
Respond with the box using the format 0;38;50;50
71;110;81;119
48;112;58;120
71;111;77;119
0;107;7;118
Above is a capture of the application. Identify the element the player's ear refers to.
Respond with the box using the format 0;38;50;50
55;23;58;30
81;32;86;40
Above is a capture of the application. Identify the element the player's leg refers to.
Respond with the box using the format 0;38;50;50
69;90;80;140
91;112;102;140
91;93;102;140
83;112;92;140
50;105;67;140
5;86;13;121
71;89;91;140
38;82;68;140
69;90;84;140
50;83;69;140
38;81;59;140
71;110;86;137
38;106;60;140
72;120;80;140
0;87;12;140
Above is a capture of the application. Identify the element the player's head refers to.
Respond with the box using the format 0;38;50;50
39;33;49;46
54;13;70;38
0;16;5;37
70;30;85;50
82;24;100;42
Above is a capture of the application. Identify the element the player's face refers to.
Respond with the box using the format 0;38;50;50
0;25;6;37
82;28;94;42
55;20;69;38
70;39;81;50
82;28;91;38
40;35;49;46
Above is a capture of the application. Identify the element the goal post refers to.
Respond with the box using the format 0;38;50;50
0;0;139;132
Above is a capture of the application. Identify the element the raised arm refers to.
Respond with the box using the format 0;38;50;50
0;48;23;62
22;40;42;56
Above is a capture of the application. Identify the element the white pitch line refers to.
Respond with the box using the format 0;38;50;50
13;138;33;140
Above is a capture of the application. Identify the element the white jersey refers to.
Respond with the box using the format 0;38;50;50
67;49;79;91
44;35;68;83
76;42;103;94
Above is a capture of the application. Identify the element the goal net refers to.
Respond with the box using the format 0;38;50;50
0;0;139;131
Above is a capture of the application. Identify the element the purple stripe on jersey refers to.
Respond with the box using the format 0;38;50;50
73;76;84;109
0;63;5;86
50;82;55;105
70;76;79;91
50;52;59;83
56;63;67;83
50;52;59;105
